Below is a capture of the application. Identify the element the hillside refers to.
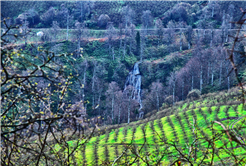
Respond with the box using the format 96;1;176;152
2;1;245;29
60;88;246;165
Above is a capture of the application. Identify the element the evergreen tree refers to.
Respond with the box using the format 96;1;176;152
135;31;140;58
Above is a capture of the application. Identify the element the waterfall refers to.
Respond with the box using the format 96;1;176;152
124;62;143;112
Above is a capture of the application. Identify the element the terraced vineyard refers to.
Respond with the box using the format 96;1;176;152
69;91;246;165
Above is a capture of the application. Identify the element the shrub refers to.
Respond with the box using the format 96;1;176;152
40;30;51;42
164;95;178;106
98;14;110;28
187;89;201;100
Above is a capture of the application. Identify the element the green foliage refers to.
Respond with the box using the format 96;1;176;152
135;31;140;56
122;54;137;69
60;90;246;165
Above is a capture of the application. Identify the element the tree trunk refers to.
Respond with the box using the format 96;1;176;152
92;64;96;108
230;16;233;29
228;75;230;91
24;13;27;45
196;29;200;42
112;47;115;60
212;6;214;17
225;27;228;43
129;37;132;54
82;72;86;102
119;35;122;56
123;34;126;58
140;37;144;62
211;63;214;86
127;96;131;124
227;67;230;91
78;31;81;57
210;29;213;47
180;30;183;51
88;0;91;13
222;10;225;44
111;95;114;122
118;102;121;124
173;84;175;105
156;91;159;111
124;24;128;58
182;80;184;101
219;61;222;85
66;15;69;41
81;2;84;22
98;91;101;116
109;43;111;57
191;75;194;90
207;63;210;84
200;65;203;93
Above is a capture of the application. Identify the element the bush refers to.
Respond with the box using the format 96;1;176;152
15;13;25;24
85;20;98;29
97;14;110;28
187;89;201;100
40;32;51;42
164;95;177;106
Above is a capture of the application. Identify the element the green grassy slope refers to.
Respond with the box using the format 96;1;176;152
70;90;246;165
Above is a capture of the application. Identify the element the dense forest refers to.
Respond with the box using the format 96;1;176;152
1;1;246;165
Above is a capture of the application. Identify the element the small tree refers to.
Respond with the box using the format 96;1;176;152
25;8;40;27
106;82;121;123
140;10;153;61
118;23;124;56
15;11;30;45
22;12;30;45
106;22;116;60
167;71;177;105
140;25;146;61
164;24;175;52
75;21;87;53
50;21;60;42
155;18;164;46
141;10;153;30
41;7;56;26
149;81;164;111
185;25;193;49
123;85;138;124
58;3;73;40
121;5;135;28
128;23;136;54
176;67;189;100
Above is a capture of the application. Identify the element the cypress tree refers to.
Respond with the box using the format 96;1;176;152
135;30;140;57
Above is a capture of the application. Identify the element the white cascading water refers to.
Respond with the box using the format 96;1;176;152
124;62;143;114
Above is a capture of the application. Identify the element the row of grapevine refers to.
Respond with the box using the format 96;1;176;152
72;102;245;165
